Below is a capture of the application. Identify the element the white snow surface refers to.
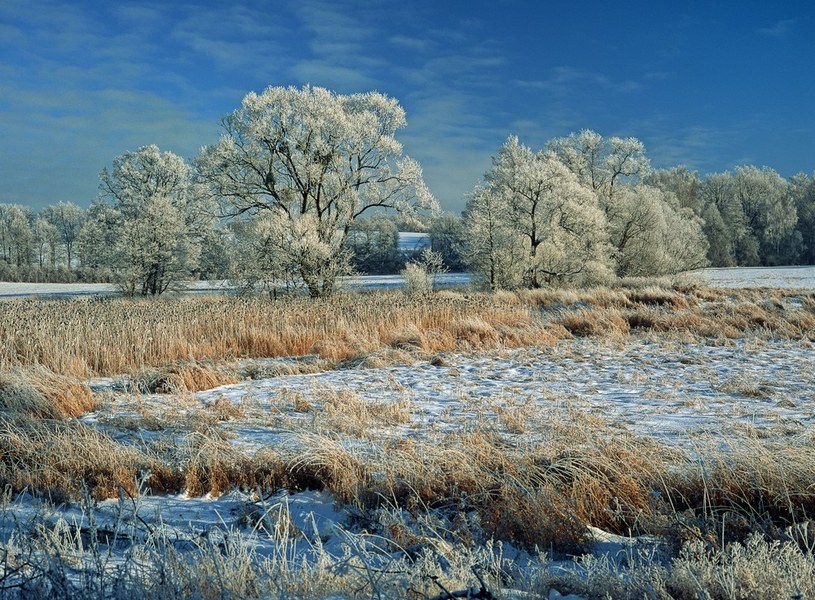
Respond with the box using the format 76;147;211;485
3;265;815;298
692;265;815;288
0;273;470;298
87;337;815;454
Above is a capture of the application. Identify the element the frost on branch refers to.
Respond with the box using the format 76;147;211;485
463;136;613;289
197;85;438;297
80;145;213;295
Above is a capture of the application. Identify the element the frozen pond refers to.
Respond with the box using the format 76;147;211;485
692;265;815;289
0;273;471;298
3;265;815;298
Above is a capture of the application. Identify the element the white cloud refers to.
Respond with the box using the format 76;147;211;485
514;66;643;96
757;18;797;37
389;34;435;53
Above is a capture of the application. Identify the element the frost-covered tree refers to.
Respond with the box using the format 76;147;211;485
464;136;613;289
31;217;59;271
548;131;708;276
609;185;708;276
699;201;733;267
734;166;797;264
346;215;402;275
429;213;467;272
644;166;702;215
548;130;650;204
82;145;213;295
699;167;798;266
224;215;307;297
463;185;525;290
0;204;33;270
77;201;120;279
196;227;232;281
698;172;745;266
41;201;84;270
790;173;815;264
197;85;437;297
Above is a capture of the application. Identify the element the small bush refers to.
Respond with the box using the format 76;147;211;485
401;262;432;297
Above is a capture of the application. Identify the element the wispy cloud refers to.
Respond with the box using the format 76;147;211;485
171;5;287;75
0;81;219;207
292;61;379;91
757;18;797;37
514;66;643;96
389;34;436;53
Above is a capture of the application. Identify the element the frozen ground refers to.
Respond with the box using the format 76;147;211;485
23;334;800;597
85;337;815;455
20;336;792;597
0;273;470;298
3;269;815;597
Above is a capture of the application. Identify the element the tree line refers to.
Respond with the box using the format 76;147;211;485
2;85;814;294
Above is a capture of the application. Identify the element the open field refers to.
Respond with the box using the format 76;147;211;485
2;281;815;598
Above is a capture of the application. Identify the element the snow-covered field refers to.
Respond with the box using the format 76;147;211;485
2;270;815;597
85;337;815;455
0;273;470;298
4;335;814;596
692;265;815;289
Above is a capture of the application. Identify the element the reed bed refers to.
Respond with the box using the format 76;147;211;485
1;286;813;382
3;400;814;558
0;293;549;378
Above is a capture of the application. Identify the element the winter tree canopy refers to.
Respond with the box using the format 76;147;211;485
197;85;437;297
463;133;709;288
546;131;707;277
80;145;213;295
464;136;613;289
41;201;84;271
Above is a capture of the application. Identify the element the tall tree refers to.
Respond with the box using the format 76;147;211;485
698;172;745;266
83;145;213;295
197;85;437;297
31;216;59;271
733;166;797;265
462;185;526;290
610;185;708;276
790;173;815;265
548;131;706;276
347;216;403;275
42;201;84;270
644;166;702;215
547;129;650;205
699;167;799;266
0;204;33;270
429;213;467;272
464;136;613;289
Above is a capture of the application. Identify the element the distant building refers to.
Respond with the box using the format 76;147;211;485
397;232;430;256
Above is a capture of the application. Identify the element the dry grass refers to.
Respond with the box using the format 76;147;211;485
2;287;813;388
1;367;95;419
0;414;162;501
318;389;412;437
558;307;631;337
0;293;550;379
131;361;239;394
2;396;815;563
54;432;815;557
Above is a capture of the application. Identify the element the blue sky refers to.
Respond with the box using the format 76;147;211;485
1;0;813;214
